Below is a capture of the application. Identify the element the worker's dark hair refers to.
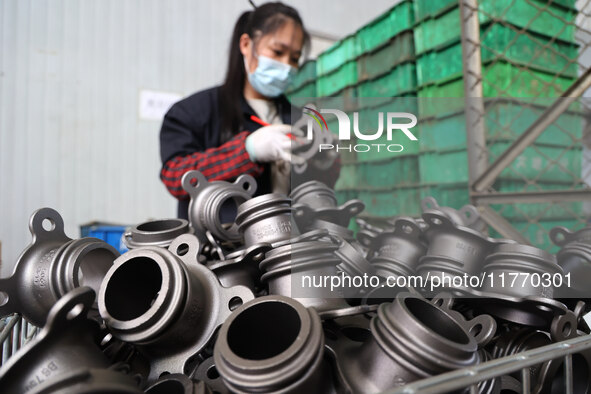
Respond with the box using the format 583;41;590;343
219;2;309;142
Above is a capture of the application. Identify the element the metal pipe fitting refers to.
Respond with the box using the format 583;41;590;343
235;193;294;247
191;357;230;394
259;240;349;312
181;170;257;243
333;236;375;279
482;243;562;298
492;327;591;394
355;218;385;248
123;219;194;249
0;208;119;326
290;180;337;208
368;217;427;278
551;226;591;299
206;243;271;292
0;287;141;393
335;293;485;392
98;234;254;382
305;218;357;242
214;295;334;394
145;373;212;394
550;226;591;247
417;210;506;291
422;196;487;234
291;181;364;228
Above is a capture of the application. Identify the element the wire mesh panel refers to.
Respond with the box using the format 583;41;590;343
453;0;591;252
0;314;38;367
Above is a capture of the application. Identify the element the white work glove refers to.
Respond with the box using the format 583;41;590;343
245;124;295;163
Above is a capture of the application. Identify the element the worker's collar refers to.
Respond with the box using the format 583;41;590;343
240;94;291;124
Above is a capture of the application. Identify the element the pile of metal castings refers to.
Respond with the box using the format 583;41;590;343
1;174;590;394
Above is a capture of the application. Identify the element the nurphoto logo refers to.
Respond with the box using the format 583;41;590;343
303;106;418;153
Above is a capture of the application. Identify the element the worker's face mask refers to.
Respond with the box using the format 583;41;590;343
245;53;297;98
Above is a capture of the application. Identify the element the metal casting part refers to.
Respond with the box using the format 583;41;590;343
368;217;427;278
98;234;254;382
0;287;141;394
206;243;271;292
144;373;212;394
333;236;375;278
417;210;508;291
332;293;483;393
123;219;194;249
482;243;562;298
192;357;230;394
214;295;335;394
235;193;293;247
181;170;257;243
0;208;119;326
259;240;349;312
421;196;488;234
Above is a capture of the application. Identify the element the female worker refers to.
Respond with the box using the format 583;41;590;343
160;2;337;220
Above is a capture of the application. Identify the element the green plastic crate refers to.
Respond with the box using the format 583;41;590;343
358;62;417;98
317;61;358;97
418;104;582;152
420;180;583;222
491;180;584;220
355;156;420;187
286;82;316;100
418;61;576;118
419;142;582;184
358;185;422;218
414;0;576;54
357;30;415;82
356;0;415;53
352;98;420;159
416;24;578;86
317;35;359;76
420;182;471;209
291;60;317;88
415;0;577;23
478;0;576;43
334;163;360;190
335;189;359;206
414;0;457;22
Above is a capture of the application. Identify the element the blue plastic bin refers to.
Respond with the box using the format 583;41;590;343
80;222;129;254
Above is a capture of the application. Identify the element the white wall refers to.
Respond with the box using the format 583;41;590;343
0;0;396;275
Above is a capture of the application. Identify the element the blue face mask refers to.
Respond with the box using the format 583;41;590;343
245;54;297;98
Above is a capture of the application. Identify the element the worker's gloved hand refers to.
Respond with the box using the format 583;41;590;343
245;124;295;163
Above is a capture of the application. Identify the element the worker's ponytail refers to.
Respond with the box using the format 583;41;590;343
219;2;309;143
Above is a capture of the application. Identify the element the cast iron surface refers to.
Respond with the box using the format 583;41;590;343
417;209;510;289
259;239;349;312
214;295;336;394
422;196;488;234
144;373;212;394
206;243;271;292
0;208;119;326
235;193;293;247
328;293;489;393
123;218;194;249
0;287;141;393
367;217;427;278
551;226;591;299
182;170;257;243
98;234;254;383
482;243;562;298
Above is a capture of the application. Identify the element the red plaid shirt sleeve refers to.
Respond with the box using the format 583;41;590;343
160;131;264;199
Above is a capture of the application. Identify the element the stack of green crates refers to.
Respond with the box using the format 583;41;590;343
304;0;582;251
285;60;317;100
329;0;421;218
